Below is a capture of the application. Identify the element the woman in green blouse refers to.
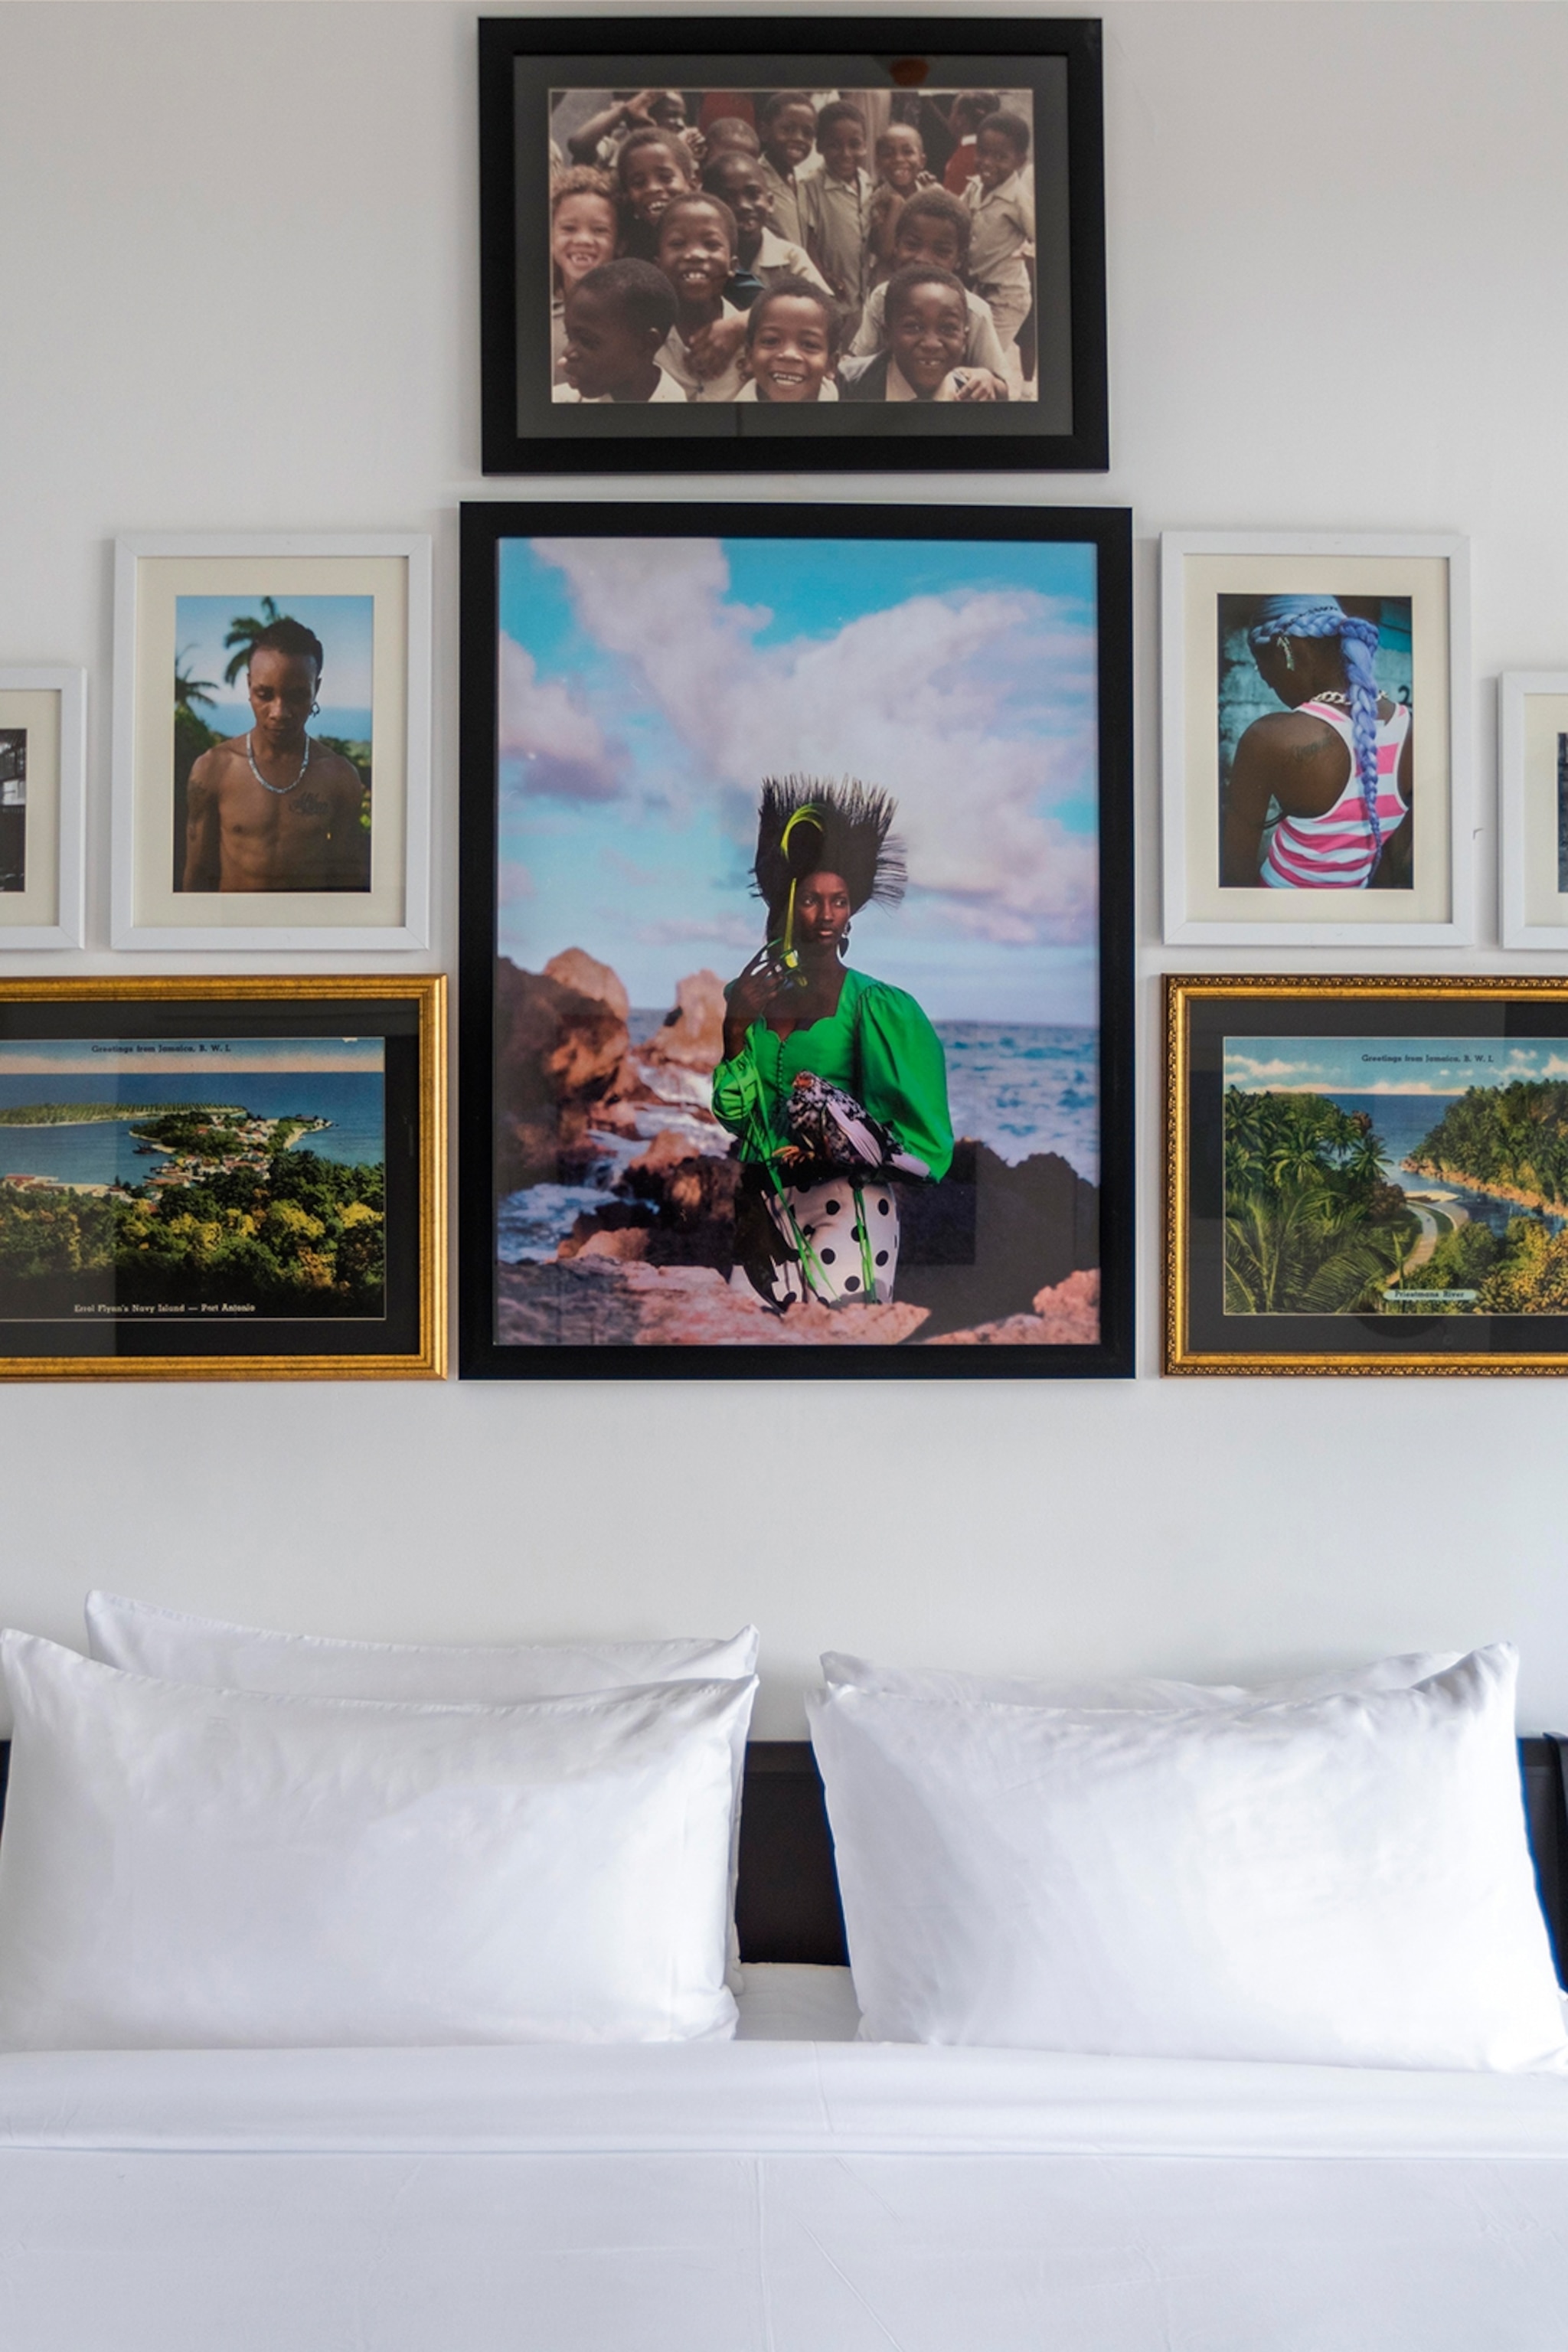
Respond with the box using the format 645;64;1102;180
713;778;952;1309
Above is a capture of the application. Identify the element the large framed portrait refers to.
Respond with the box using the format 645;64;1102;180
1160;534;1472;947
111;535;433;952
0;977;445;1380
459;501;1132;1378
1166;974;1568;1376
0;668;85;950
478;16;1107;473
1499;671;1568;949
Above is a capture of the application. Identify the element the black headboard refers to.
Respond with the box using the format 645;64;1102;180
0;1736;1561;1979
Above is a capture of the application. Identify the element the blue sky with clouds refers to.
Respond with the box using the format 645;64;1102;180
1225;1037;1568;1096
176;594;374;734
495;534;1101;1022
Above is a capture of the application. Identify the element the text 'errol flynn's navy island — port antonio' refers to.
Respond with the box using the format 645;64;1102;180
0;1103;384;1319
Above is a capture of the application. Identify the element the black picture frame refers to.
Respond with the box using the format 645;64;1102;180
1168;972;1568;1376
459;500;1133;1379
0;977;445;1380
479;15;1107;473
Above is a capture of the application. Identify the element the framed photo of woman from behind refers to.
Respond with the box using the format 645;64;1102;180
458;501;1132;1378
1160;533;1472;948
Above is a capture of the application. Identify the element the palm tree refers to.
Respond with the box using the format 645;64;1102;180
174;650;217;716
221;596;286;687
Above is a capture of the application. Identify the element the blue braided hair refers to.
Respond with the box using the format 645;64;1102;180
1246;596;1383;855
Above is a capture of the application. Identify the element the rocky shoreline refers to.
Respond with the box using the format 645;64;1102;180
492;949;1099;1347
1403;1157;1566;1217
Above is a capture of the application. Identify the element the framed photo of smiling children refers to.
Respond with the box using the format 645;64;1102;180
110;534;433;952
457;499;1133;1380
479;16;1108;472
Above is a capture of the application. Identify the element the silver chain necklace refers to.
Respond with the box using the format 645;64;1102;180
1312;690;1351;707
246;730;312;795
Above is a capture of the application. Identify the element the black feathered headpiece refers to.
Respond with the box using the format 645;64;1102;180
752;777;906;939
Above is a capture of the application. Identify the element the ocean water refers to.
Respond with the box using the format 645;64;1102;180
498;1020;1100;1263
1273;1090;1566;1241
0;1073;384;1186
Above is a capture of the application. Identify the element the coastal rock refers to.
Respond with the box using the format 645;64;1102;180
924;1268;1100;1346
575;1225;650;1263
493;1257;928;1347
624;1129;702;1182
616;1263;929;1346
544;948;630;1025
641;970;726;1073
893;1139;1099;1339
493;958;630;1191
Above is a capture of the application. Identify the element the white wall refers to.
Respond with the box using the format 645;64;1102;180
2;0;1566;1736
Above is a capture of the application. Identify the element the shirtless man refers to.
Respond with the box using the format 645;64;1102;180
181;617;370;893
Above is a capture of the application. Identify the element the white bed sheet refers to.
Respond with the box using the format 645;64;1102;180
3;1967;1568;2350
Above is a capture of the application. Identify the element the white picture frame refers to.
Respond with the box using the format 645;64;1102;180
1160;531;1472;947
1499;671;1568;949
111;534;432;952
0;666;87;951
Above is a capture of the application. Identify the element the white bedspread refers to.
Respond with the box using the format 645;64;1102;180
3;1967;1568;2350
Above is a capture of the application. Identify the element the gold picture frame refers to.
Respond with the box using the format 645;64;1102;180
0;975;445;1380
1167;972;1568;1376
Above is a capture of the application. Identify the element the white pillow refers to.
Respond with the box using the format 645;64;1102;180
820;1648;1464;1711
0;1633;756;2051
87;1592;759;1698
808;1646;1567;2072
85;1596;761;1994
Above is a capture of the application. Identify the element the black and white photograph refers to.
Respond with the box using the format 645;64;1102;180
0;730;24;895
480;18;1107;471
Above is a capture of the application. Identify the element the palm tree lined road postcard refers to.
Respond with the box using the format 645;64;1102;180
1167;975;1568;1374
111;536;433;952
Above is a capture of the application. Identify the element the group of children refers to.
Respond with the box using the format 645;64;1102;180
547;88;1037;408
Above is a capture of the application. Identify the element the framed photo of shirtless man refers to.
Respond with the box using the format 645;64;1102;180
0;976;444;1380
111;536;432;951
1160;534;1472;948
479;15;1107;473
457;499;1132;1380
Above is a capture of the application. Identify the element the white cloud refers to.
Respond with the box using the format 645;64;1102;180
498;635;625;802
531;537;1099;948
1224;1055;1313;1082
635;914;759;950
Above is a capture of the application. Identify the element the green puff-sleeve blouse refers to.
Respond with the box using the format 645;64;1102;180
711;967;954;1182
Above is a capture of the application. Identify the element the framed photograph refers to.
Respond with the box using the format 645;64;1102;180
1499;671;1568;948
1160;533;1472;946
459;500;1132;1380
0;976;445;1380
111;535;432;952
1166;972;1568;1376
478;15;1107;473
0;668;85;950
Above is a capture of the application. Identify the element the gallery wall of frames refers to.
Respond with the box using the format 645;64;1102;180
3;8;1567;1394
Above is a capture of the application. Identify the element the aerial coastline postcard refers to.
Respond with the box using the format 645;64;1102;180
1223;1034;1568;1317
0;1037;386;1323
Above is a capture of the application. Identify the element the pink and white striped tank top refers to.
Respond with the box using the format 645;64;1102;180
1260;698;1410;890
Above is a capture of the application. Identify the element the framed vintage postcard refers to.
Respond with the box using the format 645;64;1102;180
111;535;432;952
0;977;445;1379
0;668;85;950
1166;973;1568;1376
1160;533;1472;946
458;500;1132;1380
1499;671;1568;948
478;16;1107;473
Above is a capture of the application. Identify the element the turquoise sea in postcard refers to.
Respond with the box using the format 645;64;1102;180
0;1073;384;1185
